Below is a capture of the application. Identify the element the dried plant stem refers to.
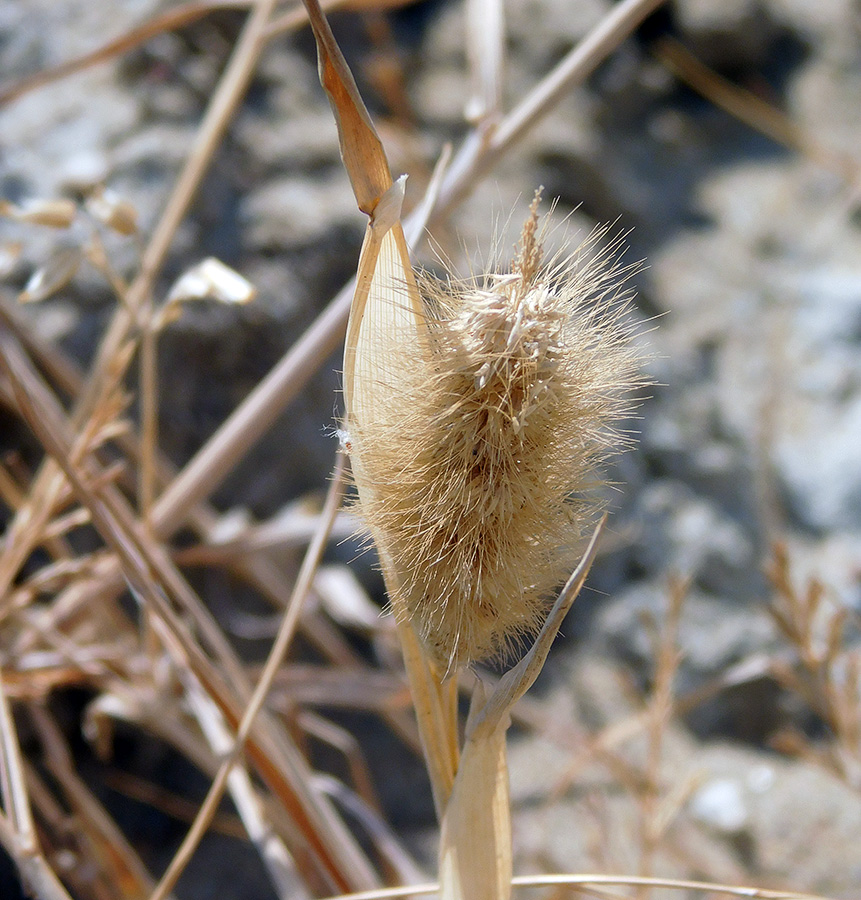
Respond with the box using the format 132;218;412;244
653;37;860;185
145;453;374;900
0;671;75;900
317;876;833;900
464;0;505;125
433;0;668;219
0;334;376;893
139;303;157;531
0;670;36;858
395;620;459;819
636;578;685;897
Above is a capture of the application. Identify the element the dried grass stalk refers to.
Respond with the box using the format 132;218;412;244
302;6;644;900
438;693;511;900
300;0;464;820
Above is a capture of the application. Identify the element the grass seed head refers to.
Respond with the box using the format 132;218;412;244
348;193;644;672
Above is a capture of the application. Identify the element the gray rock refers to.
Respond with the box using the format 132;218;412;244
237;111;341;171
766;0;861;48
682;743;861;893
241;175;363;251
628;480;759;596
776;398;861;530
690;776;749;833
596;580;776;688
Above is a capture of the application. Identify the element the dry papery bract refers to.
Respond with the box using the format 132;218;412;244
348;198;644;672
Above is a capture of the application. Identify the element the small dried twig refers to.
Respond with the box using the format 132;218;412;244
181;675;309;900
0;670;76;900
145;453;377;900
0;332;376;893
315;874;834;900
653;37;860;186
28;705;158;900
635;577;686;898
767;544;861;789
0;1;253;107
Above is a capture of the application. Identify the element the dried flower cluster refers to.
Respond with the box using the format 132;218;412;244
347;195;642;671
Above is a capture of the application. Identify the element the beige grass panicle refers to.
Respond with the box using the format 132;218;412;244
348;193;643;672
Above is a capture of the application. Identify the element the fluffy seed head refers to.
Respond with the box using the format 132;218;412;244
346;194;643;672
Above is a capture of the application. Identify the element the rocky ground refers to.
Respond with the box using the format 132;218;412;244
2;0;861;897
